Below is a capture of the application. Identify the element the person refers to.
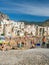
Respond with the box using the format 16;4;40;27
2;42;12;51
30;39;35;48
2;43;7;51
42;36;46;48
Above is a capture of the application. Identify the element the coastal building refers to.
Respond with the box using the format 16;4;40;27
4;24;12;37
0;21;4;36
31;25;36;36
0;18;49;37
24;24;36;36
3;19;10;24
37;26;48;37
47;27;49;36
2;19;13;37
11;22;25;37
24;25;31;34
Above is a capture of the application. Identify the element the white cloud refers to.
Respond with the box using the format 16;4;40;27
0;2;49;16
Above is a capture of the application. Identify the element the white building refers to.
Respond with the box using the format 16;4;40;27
2;19;13;37
0;21;4;35
47;27;49;35
24;25;31;34
31;25;36;36
3;19;10;24
12;22;25;36
4;24;12;37
24;24;36;36
1;18;49;37
37;26;48;37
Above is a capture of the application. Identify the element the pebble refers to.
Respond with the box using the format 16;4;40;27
0;48;49;65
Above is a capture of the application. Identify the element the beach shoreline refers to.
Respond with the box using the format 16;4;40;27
0;48;49;65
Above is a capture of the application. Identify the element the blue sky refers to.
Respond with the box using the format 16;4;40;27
0;0;49;22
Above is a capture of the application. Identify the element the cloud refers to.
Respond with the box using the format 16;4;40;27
0;1;49;16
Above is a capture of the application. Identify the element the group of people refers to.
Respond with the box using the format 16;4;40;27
0;43;12;51
0;36;47;51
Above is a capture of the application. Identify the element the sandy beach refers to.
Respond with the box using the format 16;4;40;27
0;48;49;65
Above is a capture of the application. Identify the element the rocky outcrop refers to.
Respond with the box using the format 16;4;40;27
0;11;9;21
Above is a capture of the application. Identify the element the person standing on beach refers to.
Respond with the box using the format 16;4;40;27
42;36;46;48
30;38;35;48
